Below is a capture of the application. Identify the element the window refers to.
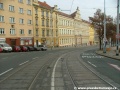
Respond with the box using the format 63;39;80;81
27;0;31;5
19;18;24;24
18;0;23;3
0;3;3;9
46;11;49;17
46;29;49;36
42;29;45;37
0;15;4;22
28;20;32;24
42;20;44;26
36;19;38;25
20;29;24;34
9;5;14;12
35;8;38;14
36;29;38;36
41;10;44;16
20;40;24;45
27;10;31;15
46;20;49;27
29;40;32;44
0;28;5;34
10;29;15;35
9;17;15;23
28;30;32;34
19;8;23;14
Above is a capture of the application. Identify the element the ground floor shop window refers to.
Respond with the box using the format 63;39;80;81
20;40;24;45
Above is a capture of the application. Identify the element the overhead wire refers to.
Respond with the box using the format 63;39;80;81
69;0;75;14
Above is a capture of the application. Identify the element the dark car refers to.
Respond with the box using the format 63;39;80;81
20;46;28;52
0;46;3;53
12;46;21;52
34;46;41;51
27;46;35;51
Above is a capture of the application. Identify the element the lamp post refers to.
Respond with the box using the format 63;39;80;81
103;0;106;53
116;0;120;56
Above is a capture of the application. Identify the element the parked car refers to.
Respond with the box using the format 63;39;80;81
0;46;3;53
0;43;12;52
20;46;28;52
27;46;35;51
38;45;47;51
12;46;21;52
34;46;41;51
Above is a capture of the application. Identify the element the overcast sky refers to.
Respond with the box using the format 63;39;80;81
38;0;117;21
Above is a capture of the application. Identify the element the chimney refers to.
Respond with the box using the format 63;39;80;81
44;1;46;3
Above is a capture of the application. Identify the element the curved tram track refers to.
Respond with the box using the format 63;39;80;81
60;51;118;90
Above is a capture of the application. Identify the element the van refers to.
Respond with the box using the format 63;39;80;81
0;43;12;52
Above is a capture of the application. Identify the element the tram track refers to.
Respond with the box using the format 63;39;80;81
61;50;118;90
0;52;60;90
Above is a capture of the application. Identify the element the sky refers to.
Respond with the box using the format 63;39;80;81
38;0;117;21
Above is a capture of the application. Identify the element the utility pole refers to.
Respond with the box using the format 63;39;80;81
103;0;106;53
116;0;120;56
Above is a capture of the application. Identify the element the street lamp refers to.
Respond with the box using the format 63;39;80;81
116;0;120;56
103;0;107;53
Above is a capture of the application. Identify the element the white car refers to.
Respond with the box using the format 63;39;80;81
0;43;12;52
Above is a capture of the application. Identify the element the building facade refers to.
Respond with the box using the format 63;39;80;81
33;1;58;47
57;7;90;47
0;0;96;47
0;0;34;46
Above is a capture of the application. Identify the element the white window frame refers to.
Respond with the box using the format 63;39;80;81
28;30;32;35
9;17;15;23
10;29;15;35
0;15;4;22
18;0;23;3
27;10;31;15
0;3;3;9
19;8;23;14
0;28;5;34
20;29;24;34
19;18;24;24
27;0;31;5
28;19;32;24
9;5;14;12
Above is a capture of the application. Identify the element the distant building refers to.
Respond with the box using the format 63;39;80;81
57;7;91;47
0;0;34;46
33;1;58;47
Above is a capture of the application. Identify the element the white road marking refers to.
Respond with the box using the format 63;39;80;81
109;63;120;71
0;68;13;76
32;57;38;60
88;61;97;67
51;54;65;90
19;60;29;66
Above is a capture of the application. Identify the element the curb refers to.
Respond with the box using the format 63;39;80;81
95;51;120;61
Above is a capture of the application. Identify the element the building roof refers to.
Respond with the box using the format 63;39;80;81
38;1;52;9
57;11;73;19
71;11;77;18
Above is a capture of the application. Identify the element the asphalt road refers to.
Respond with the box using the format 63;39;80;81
81;49;120;89
0;46;119;90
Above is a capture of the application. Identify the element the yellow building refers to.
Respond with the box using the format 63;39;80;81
33;1;58;47
57;7;90;47
89;25;95;45
0;0;34;46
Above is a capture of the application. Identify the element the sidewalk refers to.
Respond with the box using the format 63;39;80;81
96;48;120;61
